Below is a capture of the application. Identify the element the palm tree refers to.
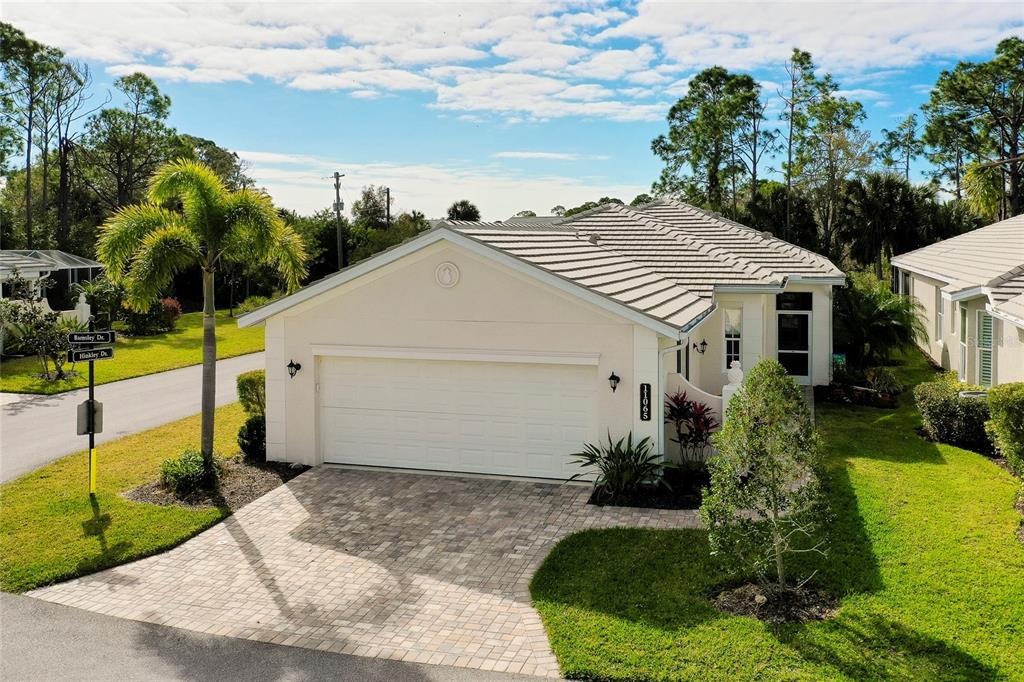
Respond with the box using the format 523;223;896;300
833;272;927;372
98;159;306;473
839;172;918;279
446;199;480;221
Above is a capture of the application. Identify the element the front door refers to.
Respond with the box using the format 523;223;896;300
776;291;813;385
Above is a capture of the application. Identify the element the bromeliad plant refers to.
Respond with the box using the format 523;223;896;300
664;390;720;467
570;432;664;505
98;159;307;479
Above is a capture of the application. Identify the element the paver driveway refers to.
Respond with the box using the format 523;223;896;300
31;467;700;677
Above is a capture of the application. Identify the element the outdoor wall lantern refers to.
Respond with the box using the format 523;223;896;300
287;359;302;378
608;371;620;392
693;339;708;355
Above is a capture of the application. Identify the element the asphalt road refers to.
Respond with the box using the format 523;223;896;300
0;593;537;682
0;352;264;482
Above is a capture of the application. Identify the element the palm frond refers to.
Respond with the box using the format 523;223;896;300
97;204;181;282
273;222;308;292
148;158;228;243
122;225;201;310
219;189;280;262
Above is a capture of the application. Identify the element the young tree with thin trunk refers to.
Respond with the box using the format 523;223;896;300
700;359;826;588
98;160;307;474
732;76;780;214
778;49;819;241
879;114;924;181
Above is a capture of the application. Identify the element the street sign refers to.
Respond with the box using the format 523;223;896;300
77;400;103;435
69;346;115;363
68;330;116;344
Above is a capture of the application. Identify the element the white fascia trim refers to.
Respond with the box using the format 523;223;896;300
949;286;988;302
715;283;786;294
238;227;684;337
311;344;601;366
986;304;1024;329
788;275;847;286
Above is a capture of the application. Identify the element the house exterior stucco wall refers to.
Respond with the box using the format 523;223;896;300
263;241;661;466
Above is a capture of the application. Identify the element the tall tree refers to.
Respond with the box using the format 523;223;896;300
174;134;254;191
351;185;392;229
731;75;780;213
652;67;748;211
98;160;307;472
778;49;819;241
803;93;874;257
922;102;975;200
77;73;176;210
446;199;480;221
878;114;924;181
839;172;918;278
926;37;1024;216
1;22;62;247
52;60;102;250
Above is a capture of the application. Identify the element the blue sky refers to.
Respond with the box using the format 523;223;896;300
9;2;1023;219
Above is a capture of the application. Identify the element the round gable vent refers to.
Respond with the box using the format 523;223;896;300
435;261;460;288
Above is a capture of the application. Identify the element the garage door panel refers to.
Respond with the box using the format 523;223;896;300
318;356;597;478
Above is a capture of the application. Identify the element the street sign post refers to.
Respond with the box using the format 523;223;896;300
68;323;115;495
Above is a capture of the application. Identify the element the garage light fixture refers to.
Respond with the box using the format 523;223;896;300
287;359;302;378
608;372;620;392
693;338;708;355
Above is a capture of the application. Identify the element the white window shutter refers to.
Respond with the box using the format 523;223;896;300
978;312;993;387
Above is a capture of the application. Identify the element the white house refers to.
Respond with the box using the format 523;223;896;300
891;213;1024;387
238;199;843;479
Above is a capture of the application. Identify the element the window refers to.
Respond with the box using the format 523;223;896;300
977;311;993;387
724;307;741;370
959;305;968;380
901;271;912;297
776;292;813;311
935;289;944;340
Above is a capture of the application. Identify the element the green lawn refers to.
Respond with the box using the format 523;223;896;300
531;351;1024;681
0;311;263;394
0;403;246;593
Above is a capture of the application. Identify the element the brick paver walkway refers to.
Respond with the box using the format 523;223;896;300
31;468;700;677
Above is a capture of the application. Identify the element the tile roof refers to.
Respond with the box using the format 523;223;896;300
891;213;1024;294
498;216;573;231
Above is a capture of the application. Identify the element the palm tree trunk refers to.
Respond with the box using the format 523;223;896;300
201;267;217;470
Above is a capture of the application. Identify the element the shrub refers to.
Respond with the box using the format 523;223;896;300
664;390;719;466
986;383;1024;476
913;372;991;453
866;366;904;395
238;414;266;462
237;370;266;416
701;359;825;587
237;295;272;315
160;447;217;496
122;297;182;336
570;432;663;504
834;272;927;372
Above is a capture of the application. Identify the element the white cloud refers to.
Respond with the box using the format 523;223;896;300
235;149;646;220
493;151;610;161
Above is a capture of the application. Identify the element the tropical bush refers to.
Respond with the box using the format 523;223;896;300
866;366;904;395
121;297;182;336
160;447;217;496
701;359;826;587
664;389;719;466
237;370;266;416
913;372;991;453
834;272;927;372
0;300;80;379
237;414;267;462
986;382;1024;475
236;295;274;315
570;432;664;505
71;275;124;326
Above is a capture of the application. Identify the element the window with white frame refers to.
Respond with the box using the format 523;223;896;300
724;307;742;370
935;289;943;340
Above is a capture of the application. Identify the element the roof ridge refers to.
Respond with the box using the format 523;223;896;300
987;263;1024;289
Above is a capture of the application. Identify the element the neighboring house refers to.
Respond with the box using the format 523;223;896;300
0;249;104;299
238;199;843;478
891;214;1024;387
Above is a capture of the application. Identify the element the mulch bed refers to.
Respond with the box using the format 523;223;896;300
124;457;309;511
588;468;709;510
712;582;838;624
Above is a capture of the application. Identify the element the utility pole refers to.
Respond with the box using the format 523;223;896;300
333;172;347;269
385;187;391;230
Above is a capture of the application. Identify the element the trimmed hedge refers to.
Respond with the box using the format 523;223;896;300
237;369;265;417
913;372;991;454
986;382;1024;476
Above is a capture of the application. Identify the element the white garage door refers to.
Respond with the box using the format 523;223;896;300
318;356;597;479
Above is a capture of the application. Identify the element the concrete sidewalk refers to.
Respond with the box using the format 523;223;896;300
0;352;263;482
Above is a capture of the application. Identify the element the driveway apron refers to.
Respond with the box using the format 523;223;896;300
30;468;700;677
